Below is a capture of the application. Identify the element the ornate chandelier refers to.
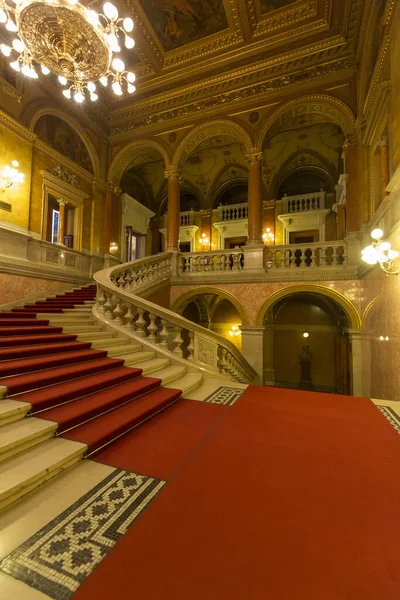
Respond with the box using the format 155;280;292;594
0;0;136;102
361;228;400;275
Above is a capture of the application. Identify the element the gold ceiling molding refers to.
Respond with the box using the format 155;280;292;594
29;108;101;178
253;0;320;38
0;107;36;143
172;119;254;170
111;58;353;137
107;138;171;185
362;29;392;122
0;77;23;104
255;94;356;149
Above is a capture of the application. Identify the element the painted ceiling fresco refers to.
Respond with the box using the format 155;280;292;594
260;0;298;15
140;0;228;51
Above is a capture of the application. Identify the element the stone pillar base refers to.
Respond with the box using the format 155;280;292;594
242;243;265;273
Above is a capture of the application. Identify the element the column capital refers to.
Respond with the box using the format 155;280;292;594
343;134;358;150
164;167;183;182
346;329;372;341
57;199;67;206
245;152;264;166
378;135;388;149
109;183;122;195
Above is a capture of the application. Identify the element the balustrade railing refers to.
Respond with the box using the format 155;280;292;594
179;249;244;273
93;252;256;383
219;203;248;221
282;191;325;213
180;211;195;226
264;241;346;270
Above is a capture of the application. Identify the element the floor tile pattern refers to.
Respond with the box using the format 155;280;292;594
203;386;244;406
0;469;165;600
377;406;400;435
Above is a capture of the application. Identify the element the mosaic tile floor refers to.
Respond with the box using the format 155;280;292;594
203;386;245;406
0;469;165;600
376;406;400;435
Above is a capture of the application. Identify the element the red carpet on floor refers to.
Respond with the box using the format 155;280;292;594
94;398;227;480
74;387;400;600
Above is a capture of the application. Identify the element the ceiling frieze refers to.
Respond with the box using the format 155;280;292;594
252;0;320;38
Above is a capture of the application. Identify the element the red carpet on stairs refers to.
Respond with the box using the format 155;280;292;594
0;284;185;460
74;386;400;600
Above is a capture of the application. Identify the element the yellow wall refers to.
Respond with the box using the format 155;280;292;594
0;123;33;229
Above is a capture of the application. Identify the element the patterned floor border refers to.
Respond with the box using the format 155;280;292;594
0;469;165;600
377;406;400;435
203;386;245;406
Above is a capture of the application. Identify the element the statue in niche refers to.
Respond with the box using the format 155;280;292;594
298;345;314;390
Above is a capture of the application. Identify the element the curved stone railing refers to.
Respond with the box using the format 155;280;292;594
93;252;256;383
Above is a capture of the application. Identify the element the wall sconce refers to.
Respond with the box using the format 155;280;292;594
228;325;241;337
361;228;400;275
0;160;24;192
109;242;119;253
379;335;389;341
262;227;274;245
303;332;310;338
200;233;210;248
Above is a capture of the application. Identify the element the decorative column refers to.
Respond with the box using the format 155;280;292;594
246;152;264;245
378;135;389;202
343;134;361;232
347;330;372;397
239;326;265;385
57;199;66;244
165;168;181;252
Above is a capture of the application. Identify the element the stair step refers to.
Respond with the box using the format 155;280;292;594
106;343;142;356
1;357;125;396
0;333;78;347
76;332;115;341
149;365;187;385
0;418;57;463
121;351;155;365
0;399;30;426
61;325;103;333
0;341;93;361
0;312;37;319
0;319;50;327
41;377;162;433
63;387;182;453
164;372;203;395
13;308;64;314
42;314;93;321
130;357;170;374
0;437;86;511
0;349;108;377
0;326;63;337
14;367;143;412
62;308;93;314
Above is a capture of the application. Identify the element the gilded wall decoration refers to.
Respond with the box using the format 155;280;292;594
260;0;297;14
140;0;228;51
34;115;94;174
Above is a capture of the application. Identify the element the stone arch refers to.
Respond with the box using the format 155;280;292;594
271;148;336;198
172;120;254;170
171;286;249;326
255;95;356;151
29;108;100;176
107;139;171;186
255;284;361;329
210;163;248;207
362;294;384;329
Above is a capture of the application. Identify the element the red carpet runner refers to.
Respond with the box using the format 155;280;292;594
75;386;400;600
0;285;183;454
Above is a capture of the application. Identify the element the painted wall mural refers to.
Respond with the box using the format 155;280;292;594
34;115;93;174
142;0;228;51
260;0;297;15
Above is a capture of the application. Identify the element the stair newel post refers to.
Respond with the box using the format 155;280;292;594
124;304;135;331
187;330;195;361
158;319;169;349
113;297;124;324
172;326;184;357
104;293;113;320
147;313;158;342
134;308;147;338
97;288;106;314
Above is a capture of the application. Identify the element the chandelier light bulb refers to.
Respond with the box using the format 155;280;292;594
11;160;19;167
0;44;11;56
41;65;50;75
112;57;125;72
6;20;18;32
377;241;391;252
0;9;7;23
124;35;134;49
21;64;30;76
87;81;96;92
74;91;85;103
62;89;71;99
10;60;20;71
87;10;99;25
127;83;135;93
371;228;383;240
58;75;68;85
103;2;118;21
388;249;399;260
127;71;135;83
106;33;120;52
90;92;98;101
112;81;122;95
12;38;25;53
123;17;134;32
100;76;108;86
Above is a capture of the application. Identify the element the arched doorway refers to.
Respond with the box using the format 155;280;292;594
263;292;351;393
